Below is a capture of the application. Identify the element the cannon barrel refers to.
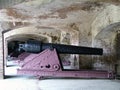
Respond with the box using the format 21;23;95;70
18;40;103;55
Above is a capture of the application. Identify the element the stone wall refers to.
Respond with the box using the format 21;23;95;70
91;4;120;72
0;0;120;78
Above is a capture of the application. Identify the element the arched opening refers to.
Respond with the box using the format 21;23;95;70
93;22;120;74
4;34;49;78
2;26;55;78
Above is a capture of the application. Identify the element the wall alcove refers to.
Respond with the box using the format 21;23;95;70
2;26;79;78
93;22;120;75
2;26;56;78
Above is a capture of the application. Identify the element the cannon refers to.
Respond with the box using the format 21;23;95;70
9;40;113;79
11;40;103;57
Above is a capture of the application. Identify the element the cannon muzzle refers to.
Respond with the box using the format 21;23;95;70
18;40;103;55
